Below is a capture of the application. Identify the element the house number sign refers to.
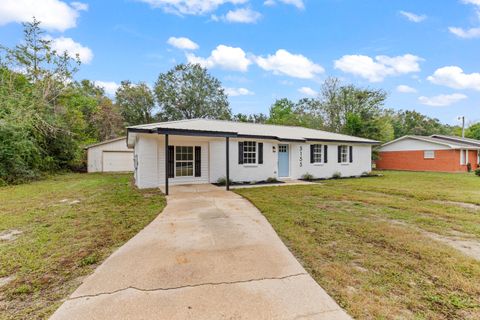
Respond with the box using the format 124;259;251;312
299;146;303;167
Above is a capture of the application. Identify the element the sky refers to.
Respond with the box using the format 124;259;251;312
1;0;480;125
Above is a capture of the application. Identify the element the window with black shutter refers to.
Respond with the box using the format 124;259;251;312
258;143;263;164
195;146;201;177
238;142;244;164
349;146;353;163
167;145;174;178
311;144;323;163
324;145;328;163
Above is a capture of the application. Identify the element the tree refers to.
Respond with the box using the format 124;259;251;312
319;77;387;134
154;63;231;120
92;97;124;141
267;98;297;125
233;113;268;123
466;123;480;140
116;81;155;126
389;110;454;138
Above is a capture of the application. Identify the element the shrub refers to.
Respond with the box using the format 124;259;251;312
332;171;342;179
216;176;233;186
467;163;472;172
266;177;279;183
301;173;314;181
475;168;480;177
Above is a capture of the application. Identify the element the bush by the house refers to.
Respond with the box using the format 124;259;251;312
467;163;472;172
216;176;233;186
301;173;315;181
332;171;342;179
266;177;279;183
475;168;480;176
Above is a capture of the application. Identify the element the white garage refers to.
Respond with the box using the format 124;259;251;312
86;137;134;173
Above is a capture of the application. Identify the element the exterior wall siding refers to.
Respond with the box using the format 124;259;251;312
209;139;277;183
134;134;373;188
376;150;474;172
380;138;450;152
87;138;132;173
291;143;372;179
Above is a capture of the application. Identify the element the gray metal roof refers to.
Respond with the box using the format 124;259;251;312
127;119;379;146
430;134;480;147
84;136;126;149
380;135;480;150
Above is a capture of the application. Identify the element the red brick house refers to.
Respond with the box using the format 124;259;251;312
376;135;480;172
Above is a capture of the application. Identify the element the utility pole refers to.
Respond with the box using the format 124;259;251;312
458;116;465;139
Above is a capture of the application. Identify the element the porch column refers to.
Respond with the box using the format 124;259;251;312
165;134;169;195
226;136;230;191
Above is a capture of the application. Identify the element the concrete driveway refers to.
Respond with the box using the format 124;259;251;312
51;184;351;320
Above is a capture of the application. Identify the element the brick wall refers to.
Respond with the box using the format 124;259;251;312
376;149;477;172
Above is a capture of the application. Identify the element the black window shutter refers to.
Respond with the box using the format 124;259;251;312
324;145;328;163
310;145;314;163
337;146;341;163
168;146;174;178
258;143;263;164
238;142;244;164
195;146;201;177
349;146;353;163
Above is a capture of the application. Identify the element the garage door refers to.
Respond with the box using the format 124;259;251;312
102;151;134;172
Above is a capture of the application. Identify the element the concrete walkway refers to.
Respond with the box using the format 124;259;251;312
51;184;351;320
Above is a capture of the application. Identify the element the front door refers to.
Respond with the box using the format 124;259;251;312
278;144;289;177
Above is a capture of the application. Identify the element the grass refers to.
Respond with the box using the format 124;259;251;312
235;171;480;320
0;173;166;320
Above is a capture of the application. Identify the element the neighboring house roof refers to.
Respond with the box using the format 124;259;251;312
430;134;480;147
84;137;126;149
127;119;379;147
380;135;480;150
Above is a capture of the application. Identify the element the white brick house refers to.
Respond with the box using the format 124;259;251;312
126;119;378;193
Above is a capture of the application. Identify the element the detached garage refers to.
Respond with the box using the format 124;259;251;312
86;137;134;173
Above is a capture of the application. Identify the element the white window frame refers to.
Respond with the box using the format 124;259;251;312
340;145;349;164
175;146;194;177
424;150;435;159
243;141;257;165
312;144;323;164
460;149;468;165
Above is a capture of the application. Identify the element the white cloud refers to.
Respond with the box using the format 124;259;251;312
418;93;467;107
263;0;304;9
46;36;93;63
396;85;417;93
0;0;87;32
224;8;261;23
399;11;426;23
167;37;199;50
462;0;480;6
298;87;317;96
138;0;248;15
255;49;324;79
186;45;251;72
94;81;120;96
334;54;422;82
224;87;254;96
449;26;480;38
427;66;480;91
70;2;88;11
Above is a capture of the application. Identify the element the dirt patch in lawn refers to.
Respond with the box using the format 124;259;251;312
423;231;480;261
0;230;23;242
431;200;480;211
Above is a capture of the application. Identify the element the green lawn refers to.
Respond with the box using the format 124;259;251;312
236;171;480;320
0;173;165;320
